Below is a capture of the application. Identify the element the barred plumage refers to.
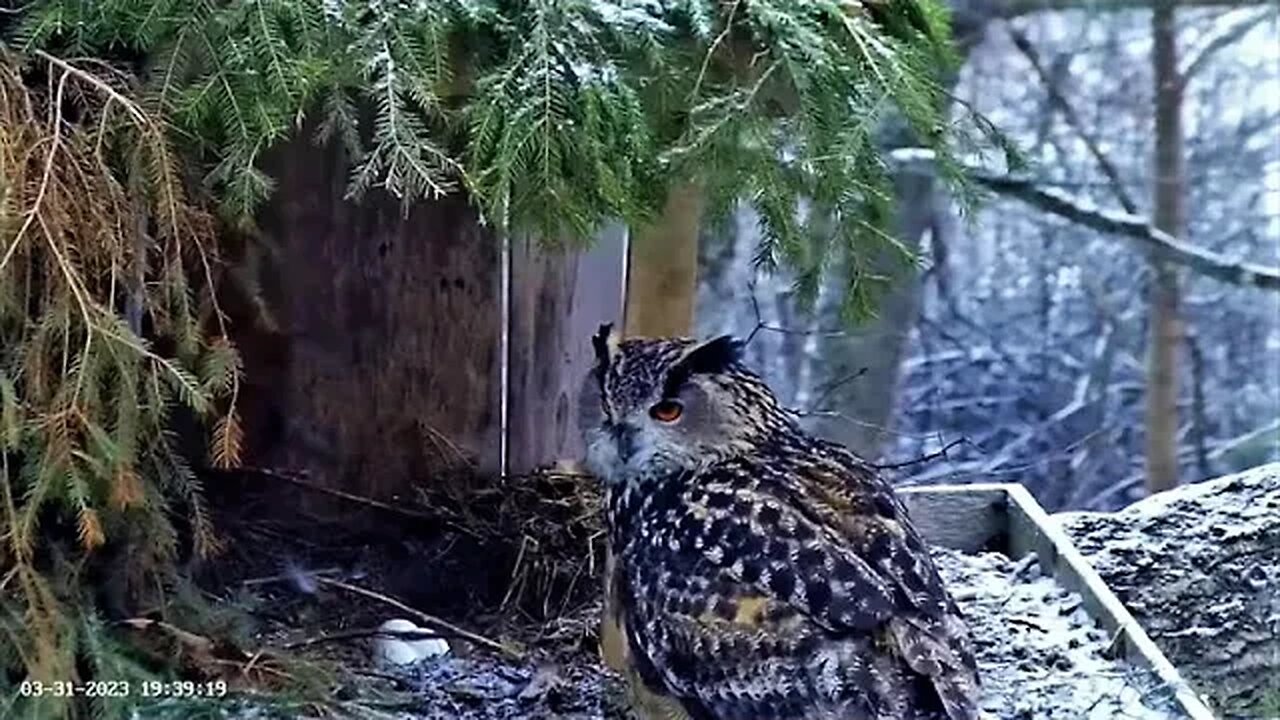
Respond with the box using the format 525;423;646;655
580;325;979;720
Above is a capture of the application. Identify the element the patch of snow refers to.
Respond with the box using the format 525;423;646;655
1055;463;1280;715
932;547;1182;719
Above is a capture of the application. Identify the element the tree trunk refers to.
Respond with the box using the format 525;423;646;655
809;170;936;458
623;183;704;338
805;6;993;459
241;130;504;513
1146;0;1186;494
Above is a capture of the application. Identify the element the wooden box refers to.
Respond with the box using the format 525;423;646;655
899;483;1216;720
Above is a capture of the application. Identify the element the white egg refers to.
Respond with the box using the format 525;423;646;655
373;637;421;667
406;635;451;659
372;618;450;666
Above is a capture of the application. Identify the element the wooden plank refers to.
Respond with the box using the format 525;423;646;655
506;225;627;474
246;131;503;505
902;484;1217;720
897;484;1009;553
1002;485;1216;720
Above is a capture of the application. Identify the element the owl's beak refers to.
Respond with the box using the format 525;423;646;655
611;423;639;462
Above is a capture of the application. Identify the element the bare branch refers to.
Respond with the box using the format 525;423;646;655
316;577;523;660
1180;8;1278;86
977;174;1280;291
1208;419;1280;462
809;367;869;410
998;0;1271;18
872;437;968;470
743;279;848;346
1005;25;1139;213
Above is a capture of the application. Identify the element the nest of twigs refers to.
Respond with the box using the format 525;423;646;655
414;467;608;639
199;463;608;650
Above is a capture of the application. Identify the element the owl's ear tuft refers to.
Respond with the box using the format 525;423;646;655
683;335;744;373
592;323;613;364
591;323;617;381
663;335;743;396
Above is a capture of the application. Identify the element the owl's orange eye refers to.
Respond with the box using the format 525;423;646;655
649;400;683;423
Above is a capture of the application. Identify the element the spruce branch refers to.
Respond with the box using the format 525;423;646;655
0;47;241;702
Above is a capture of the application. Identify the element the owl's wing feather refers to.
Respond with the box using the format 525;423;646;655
889;613;981;720
626;566;893;719
623;445;978;719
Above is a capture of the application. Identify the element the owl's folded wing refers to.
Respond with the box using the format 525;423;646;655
625;575;894;718
625;458;978;718
624;544;975;720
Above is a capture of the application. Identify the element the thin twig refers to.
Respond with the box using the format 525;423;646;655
315;577;523;661
282;627;446;651
744;280;849;346
872;437;967;470
240;466;482;540
241;567;342;587
0;68;66;276
1179;8;1278;87
1005;25;1138;213
349;668;414;687
808;367;869;409
688;0;744;106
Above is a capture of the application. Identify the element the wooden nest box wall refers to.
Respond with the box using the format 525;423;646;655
231;130;627;513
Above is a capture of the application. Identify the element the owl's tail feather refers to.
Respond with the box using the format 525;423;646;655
925;671;979;720
887;616;980;720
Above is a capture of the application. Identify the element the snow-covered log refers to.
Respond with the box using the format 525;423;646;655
1055;463;1280;717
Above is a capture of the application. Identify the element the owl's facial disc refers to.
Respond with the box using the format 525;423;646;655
579;333;751;485
582;380;714;484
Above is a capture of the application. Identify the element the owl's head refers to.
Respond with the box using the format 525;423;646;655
579;323;791;485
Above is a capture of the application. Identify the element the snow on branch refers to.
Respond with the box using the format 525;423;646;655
1179;7;1279;86
889;149;1280;292
979;175;1280;291
998;0;1269;17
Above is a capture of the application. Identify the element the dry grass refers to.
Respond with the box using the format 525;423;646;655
416;468;607;634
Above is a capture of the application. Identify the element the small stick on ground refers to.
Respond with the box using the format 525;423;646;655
316;577;523;661
242;567;342;587
283;627;449;650
350;668;414;688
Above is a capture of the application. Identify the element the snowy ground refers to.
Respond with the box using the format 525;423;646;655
932;547;1182;720
336;547;1185;720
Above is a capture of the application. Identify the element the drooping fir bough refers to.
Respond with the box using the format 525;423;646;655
0;51;241;718
13;0;1000;311
0;0;999;716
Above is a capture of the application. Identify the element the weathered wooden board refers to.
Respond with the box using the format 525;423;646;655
245;130;632;499
506;225;627;474
249;132;504;503
900;483;1217;720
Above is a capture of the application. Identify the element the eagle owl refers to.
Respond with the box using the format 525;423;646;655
579;325;979;720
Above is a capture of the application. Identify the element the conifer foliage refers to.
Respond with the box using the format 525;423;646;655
14;0;990;308
0;1;988;716
0;50;239;718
